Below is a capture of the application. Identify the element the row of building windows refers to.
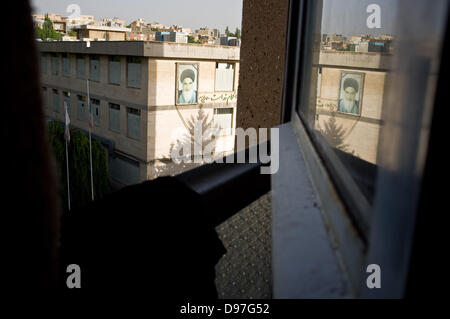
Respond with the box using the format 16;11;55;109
43;88;141;140
41;53;236;92
41;53;142;89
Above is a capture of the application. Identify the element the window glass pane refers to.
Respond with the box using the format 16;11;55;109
213;108;233;136
62;53;70;77
77;55;85;79
109;56;121;85
41;54;47;74
109;155;140;185
91;99;101;125
52;89;59;112
90;55;100;81
127;57;141;88
127;107;140;139
42;87;47;108
109;103;121;132
77;95;86;120
297;0;447;230
51;54;59;75
215;63;234;91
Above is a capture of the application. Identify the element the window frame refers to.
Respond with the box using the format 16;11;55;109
278;0;450;298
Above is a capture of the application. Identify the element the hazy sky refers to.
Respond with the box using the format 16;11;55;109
31;0;243;32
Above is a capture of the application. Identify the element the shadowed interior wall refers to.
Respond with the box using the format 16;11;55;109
236;0;289;132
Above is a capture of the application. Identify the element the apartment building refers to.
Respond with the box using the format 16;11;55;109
73;25;131;41
38;41;240;187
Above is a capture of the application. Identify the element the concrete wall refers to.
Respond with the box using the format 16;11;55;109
236;0;289;132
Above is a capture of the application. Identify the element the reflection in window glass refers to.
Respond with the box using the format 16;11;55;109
297;0;445;231
297;0;397;230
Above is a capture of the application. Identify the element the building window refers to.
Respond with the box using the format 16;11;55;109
109;103;121;132
90;55;100;82
215;63;235;91
213;108;233;136
52;89;59;113
42;87;47;108
108;56;121;85
77;95;86;120
91;98;101;126
63;91;70;113
127;57;141;88
51;53;59;75
41;54;47;74
77;55;86;79
127;107;140;140
62;53;71;77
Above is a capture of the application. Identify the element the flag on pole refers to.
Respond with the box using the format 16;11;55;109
64;101;70;143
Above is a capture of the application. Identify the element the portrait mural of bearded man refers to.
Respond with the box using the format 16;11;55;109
177;63;198;105
338;72;364;115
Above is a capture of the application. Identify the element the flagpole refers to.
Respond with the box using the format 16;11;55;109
65;137;71;211
64;101;71;211
87;79;94;201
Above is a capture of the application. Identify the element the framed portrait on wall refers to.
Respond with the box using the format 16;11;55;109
337;71;365;116
176;63;199;105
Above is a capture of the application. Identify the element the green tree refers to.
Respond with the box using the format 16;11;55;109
225;26;231;36
47;120;110;212
35;14;63;41
234;28;241;39
187;35;201;44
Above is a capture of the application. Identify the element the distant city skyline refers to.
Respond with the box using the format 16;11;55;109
31;0;243;32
